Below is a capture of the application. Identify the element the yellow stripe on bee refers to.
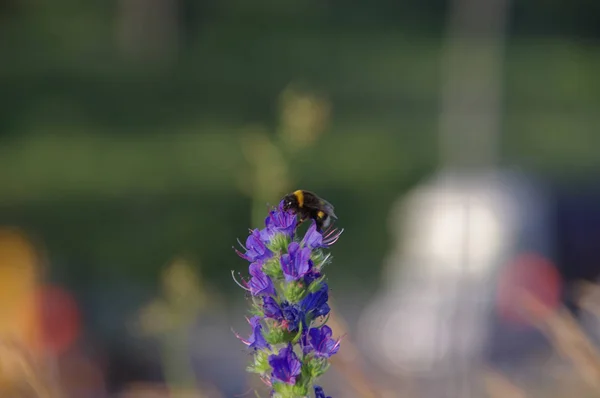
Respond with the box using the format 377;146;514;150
317;211;325;219
294;190;304;208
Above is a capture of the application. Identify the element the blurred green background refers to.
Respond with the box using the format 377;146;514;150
1;1;600;396
1;0;599;298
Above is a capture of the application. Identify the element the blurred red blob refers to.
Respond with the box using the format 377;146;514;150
496;253;562;327
36;285;81;356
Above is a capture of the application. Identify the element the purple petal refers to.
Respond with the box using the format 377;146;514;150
244;316;270;351
306;325;340;358
300;283;330;318
288;242;300;256
262;202;297;239
244;230;273;262
314;385;331;398
268;344;301;385
249;262;276;296
295;247;312;276
263;296;283;319
281;242;312;282
302;221;323;249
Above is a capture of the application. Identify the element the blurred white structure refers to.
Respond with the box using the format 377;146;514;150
357;169;552;384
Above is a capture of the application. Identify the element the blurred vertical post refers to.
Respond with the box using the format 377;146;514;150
437;0;511;395
438;0;510;169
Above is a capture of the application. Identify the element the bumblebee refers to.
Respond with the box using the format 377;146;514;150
281;190;338;232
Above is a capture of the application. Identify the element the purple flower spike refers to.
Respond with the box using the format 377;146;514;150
233;194;342;396
314;385;332;398
235;316;270;351
249;262;276;296
237;229;273;262
304;325;340;358
268;344;302;385
281;242;312;282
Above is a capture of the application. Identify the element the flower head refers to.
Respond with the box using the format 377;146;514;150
237;229;273;263
233;198;343;397
248;262;276;296
302;221;324;249
264;202;297;239
280;301;302;332
235;316;270;351
263;296;283;319
281;242;312;282
303;269;322;287
300;283;331;321
302;220;344;249
314;385;331;398
268;344;302;385
303;325;340;358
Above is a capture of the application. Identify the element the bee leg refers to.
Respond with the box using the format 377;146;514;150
296;216;307;228
315;219;324;233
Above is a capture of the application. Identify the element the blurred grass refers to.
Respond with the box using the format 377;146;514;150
0;127;433;204
1;35;599;200
1;33;599;296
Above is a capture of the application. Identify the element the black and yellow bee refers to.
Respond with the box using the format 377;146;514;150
282;190;338;232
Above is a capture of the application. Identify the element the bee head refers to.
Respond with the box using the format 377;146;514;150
282;193;298;211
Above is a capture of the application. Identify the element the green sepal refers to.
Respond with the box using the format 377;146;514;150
249;307;264;317
247;350;271;375
306;355;329;379
310;249;324;266
300;362;314;390
310;250;331;270
263;319;298;345
307;276;325;293
272;382;295;397
271;381;308;398
264;258;284;280
249;296;265;317
267;233;290;253
292;383;309;396
264;325;287;345
283;280;307;303
290;321;304;344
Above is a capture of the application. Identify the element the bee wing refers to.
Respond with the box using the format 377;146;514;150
319;198;337;219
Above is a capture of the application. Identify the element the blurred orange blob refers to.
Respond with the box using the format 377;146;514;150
0;228;41;349
496;253;562;326
36;285;81;356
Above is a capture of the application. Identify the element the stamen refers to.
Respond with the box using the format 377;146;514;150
324;228;344;245
231;270;250;291
260;376;272;387
323;225;336;237
233;387;255;397
231;327;250;345
234;247;250;260
318;253;332;269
